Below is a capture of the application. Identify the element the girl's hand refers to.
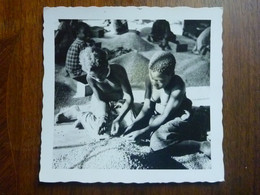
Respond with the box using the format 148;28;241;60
98;122;107;135
97;115;108;135
123;130;144;142
111;120;120;136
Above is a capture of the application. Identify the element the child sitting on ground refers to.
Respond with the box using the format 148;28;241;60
72;47;135;138
64;22;93;78
124;51;210;157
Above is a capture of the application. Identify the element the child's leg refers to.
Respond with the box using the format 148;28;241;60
90;96;107;118
165;140;210;157
150;117;186;151
110;101;145;134
118;102;144;127
76;96;108;132
150;117;211;157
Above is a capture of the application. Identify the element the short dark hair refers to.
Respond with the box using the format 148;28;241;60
149;51;176;75
76;22;92;36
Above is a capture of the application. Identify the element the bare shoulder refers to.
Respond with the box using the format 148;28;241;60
144;76;152;99
110;64;126;72
174;75;185;86
145;76;152;88
110;64;127;78
169;75;186;93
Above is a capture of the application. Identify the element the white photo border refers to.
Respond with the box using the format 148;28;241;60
40;6;224;183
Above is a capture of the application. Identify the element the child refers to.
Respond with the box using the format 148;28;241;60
147;20;179;51
124;51;210;156
74;47;134;137
64;22;93;78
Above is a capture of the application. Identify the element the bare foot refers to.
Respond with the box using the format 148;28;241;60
55;105;81;124
74;120;84;129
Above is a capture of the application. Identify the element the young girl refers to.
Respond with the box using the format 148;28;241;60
76;47;135;137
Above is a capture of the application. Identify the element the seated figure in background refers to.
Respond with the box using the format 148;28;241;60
64;22;93;78
148;20;179;50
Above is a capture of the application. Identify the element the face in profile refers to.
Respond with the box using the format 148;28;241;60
80;47;109;82
149;70;172;89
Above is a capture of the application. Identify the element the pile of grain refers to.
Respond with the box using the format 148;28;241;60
100;32;154;51
110;51;149;88
174;53;210;87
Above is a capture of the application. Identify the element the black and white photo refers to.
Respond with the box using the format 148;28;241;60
40;6;223;183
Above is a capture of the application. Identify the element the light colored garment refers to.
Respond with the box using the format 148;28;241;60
78;96;139;140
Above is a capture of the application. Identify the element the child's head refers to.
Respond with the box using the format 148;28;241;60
148;51;176;89
76;22;92;40
80;47;109;82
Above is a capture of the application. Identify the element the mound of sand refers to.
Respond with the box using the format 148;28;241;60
100;32;154;51
109;51;149;88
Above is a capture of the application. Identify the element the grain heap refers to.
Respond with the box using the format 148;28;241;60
174;53;210;87
110;51;149;88
100;31;154;51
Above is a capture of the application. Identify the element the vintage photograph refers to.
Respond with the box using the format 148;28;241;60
41;7;223;183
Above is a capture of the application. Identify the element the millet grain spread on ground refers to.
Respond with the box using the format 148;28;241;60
53;136;211;169
53;138;151;169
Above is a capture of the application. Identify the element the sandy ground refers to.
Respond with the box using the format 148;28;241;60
53;21;211;170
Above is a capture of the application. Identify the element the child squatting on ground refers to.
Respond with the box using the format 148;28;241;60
123;51;210;157
69;47;136;138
